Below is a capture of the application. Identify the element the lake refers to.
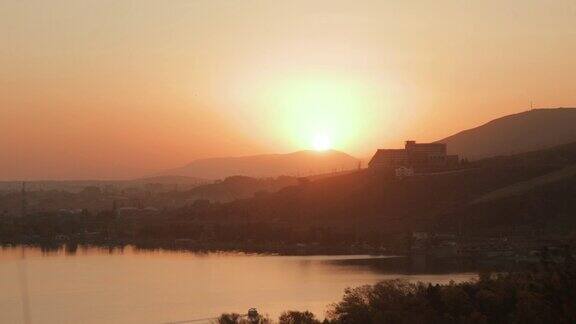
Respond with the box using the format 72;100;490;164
0;246;477;323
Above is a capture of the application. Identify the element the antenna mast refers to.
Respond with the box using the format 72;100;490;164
21;182;27;217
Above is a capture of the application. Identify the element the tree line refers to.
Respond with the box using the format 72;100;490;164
217;261;576;324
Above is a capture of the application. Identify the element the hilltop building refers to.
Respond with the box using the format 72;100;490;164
369;141;458;173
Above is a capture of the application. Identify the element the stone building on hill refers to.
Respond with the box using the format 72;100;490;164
369;141;458;173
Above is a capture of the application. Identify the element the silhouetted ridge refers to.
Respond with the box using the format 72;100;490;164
437;108;576;160
159;150;360;180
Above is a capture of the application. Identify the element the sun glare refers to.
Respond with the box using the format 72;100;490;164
244;73;385;153
312;134;332;151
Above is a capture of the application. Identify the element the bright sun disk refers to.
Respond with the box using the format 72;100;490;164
312;134;332;151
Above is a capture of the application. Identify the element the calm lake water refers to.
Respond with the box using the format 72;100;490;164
0;246;477;323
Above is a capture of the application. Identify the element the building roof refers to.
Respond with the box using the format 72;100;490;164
368;149;408;166
408;143;446;147
369;141;452;167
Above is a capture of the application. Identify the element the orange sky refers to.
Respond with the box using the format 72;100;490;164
2;0;576;180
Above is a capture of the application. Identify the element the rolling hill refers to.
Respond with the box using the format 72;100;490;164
132;175;207;186
159;150;360;180
438;108;576;160
171;141;576;242
176;175;300;203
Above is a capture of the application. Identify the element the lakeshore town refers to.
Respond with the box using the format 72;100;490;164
1;140;575;269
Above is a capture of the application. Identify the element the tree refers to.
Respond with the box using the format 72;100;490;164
279;311;320;324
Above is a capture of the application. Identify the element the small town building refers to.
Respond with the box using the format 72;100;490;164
369;141;458;173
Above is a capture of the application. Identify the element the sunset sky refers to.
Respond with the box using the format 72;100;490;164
2;0;575;180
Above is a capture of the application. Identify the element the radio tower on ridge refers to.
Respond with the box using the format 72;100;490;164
21;182;27;217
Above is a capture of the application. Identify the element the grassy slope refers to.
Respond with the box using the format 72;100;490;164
178;142;576;238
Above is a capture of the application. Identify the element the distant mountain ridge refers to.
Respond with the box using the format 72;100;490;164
437;108;576;160
160;150;360;180
134;175;207;185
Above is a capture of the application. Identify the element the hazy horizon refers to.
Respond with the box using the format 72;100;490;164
2;0;576;180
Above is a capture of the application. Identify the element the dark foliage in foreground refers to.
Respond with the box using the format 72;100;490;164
278;311;321;324
328;263;576;324
217;312;273;324
217;310;321;324
220;263;576;324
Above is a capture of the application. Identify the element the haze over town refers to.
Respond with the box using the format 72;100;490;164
2;0;576;180
4;1;576;323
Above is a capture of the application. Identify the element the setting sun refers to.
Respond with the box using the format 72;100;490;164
312;134;332;151
245;73;387;154
2;1;576;322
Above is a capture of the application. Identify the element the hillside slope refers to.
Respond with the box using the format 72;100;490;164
174;142;576;241
174;175;299;203
438;108;576;160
